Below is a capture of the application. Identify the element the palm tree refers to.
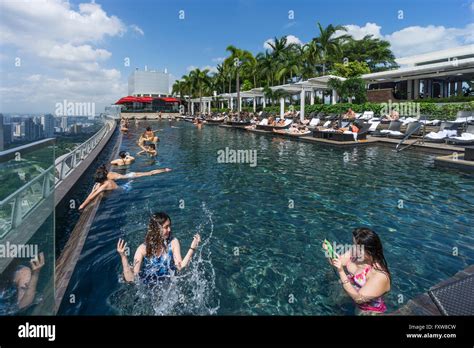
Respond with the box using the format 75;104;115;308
225;45;255;112
341;35;397;72
188;68;211;113
312;22;350;75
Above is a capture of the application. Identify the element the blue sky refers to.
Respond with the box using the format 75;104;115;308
0;0;473;113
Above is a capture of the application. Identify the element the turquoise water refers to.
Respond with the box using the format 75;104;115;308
58;120;474;315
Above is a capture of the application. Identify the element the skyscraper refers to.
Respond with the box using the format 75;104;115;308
0;114;4;151
41;114;55;138
61;117;68;132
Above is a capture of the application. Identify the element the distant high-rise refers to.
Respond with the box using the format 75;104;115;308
24;118;35;141
41;114;55;138
128;67;170;97
0;114;4;151
61;117;68;132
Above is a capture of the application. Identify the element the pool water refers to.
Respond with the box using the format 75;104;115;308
58;120;474;315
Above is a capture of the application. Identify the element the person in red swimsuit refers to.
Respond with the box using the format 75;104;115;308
324;227;391;314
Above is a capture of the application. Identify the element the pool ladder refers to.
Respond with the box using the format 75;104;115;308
396;123;425;153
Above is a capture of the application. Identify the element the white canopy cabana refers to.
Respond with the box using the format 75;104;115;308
188;75;346;120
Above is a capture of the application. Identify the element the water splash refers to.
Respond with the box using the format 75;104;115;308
108;202;220;315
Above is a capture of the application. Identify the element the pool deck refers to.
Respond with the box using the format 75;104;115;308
219;124;474;158
391;264;474;315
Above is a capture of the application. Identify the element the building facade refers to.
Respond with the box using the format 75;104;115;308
363;45;474;102
128;67;170;97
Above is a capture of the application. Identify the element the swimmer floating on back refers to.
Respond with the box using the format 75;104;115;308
117;212;201;285
79;165;172;211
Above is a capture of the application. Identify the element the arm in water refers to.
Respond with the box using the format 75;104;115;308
171;234;201;271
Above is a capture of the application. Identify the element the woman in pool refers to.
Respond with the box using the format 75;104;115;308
79;165;172;210
0;253;45;315
325;227;391;315
111;151;135;166
116;212;201;284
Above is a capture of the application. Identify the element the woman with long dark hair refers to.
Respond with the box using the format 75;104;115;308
325;227;391;314
117;212;201;285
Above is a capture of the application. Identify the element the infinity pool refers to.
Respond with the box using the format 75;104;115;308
58;120;474;315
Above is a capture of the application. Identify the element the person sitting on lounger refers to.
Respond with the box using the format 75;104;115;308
343;108;356;120
276;118;286;126
79;165;172;210
111;151;135;166
267;116;276;126
383;110;399;121
137;143;157;157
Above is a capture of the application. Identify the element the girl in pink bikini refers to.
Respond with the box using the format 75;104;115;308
324;228;391;315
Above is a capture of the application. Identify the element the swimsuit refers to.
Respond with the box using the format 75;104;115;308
139;240;176;285
124;172;136;179
346;259;387;313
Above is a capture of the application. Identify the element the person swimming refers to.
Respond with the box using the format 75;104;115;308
137;143;157;157
117;212;201;285
324;227;391;315
0;253;45;315
111;151;135;166
143;126;159;143
79;165;172;211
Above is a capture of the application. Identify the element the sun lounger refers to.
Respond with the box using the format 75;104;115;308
388;121;422;139
371;120;402;137
445;125;474;145
358;111;374;120
425;122;458;142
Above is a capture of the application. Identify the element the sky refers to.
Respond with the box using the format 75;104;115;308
0;0;473;113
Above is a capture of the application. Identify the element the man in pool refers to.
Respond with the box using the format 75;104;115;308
111;151;135;166
117;212;201;285
143;126;159;143
79;165;172;211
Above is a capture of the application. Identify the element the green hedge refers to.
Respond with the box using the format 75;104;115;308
262;101;474;120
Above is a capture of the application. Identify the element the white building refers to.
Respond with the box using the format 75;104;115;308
363;45;474;101
128;66;170;97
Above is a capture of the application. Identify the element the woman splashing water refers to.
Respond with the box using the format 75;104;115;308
117;212;201;285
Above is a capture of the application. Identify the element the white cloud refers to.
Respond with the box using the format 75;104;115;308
337;22;474;57
386;24;474;57
263;35;302;50
186;65;218;74
41;43;112;62
212;57;225;63
0;0;128;112
130;24;144;36
335;22;383;40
